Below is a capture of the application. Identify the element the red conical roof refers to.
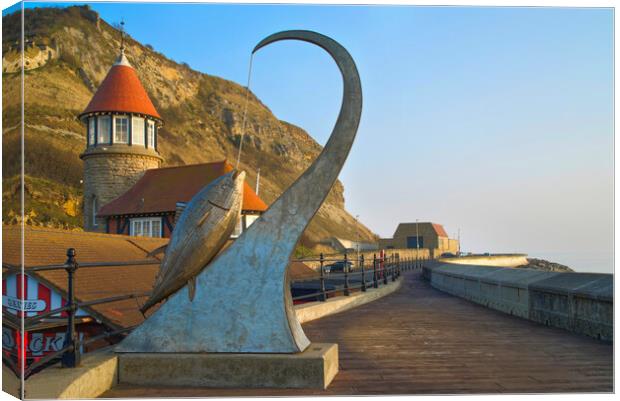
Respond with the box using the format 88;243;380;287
81;56;161;120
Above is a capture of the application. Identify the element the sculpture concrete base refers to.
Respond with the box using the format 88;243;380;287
116;343;339;389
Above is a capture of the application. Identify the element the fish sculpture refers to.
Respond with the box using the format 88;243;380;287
140;169;246;314
119;30;361;353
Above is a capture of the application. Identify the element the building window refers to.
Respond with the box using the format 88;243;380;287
98;115;111;144
113;116;129;143
88;117;95;146
130;217;162;238
406;236;423;249
132;116;145;146
92;196;98;227
146;120;155;148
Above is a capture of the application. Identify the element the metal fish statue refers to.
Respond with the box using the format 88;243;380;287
140;170;245;314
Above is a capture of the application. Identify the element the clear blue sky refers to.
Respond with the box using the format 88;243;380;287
9;2;614;272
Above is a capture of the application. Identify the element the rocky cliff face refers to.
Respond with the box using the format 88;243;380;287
2;5;376;244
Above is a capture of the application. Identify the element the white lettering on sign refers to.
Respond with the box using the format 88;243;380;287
2;329;72;356
2;296;46;312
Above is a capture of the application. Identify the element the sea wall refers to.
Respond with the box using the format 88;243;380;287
438;254;528;268
422;263;612;341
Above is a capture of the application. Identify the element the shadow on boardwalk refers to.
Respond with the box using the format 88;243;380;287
103;270;612;396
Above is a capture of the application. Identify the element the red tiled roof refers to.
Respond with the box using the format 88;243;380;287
80;64;161;120
431;223;448;238
98;161;268;217
394;222;450;239
2;225;167;329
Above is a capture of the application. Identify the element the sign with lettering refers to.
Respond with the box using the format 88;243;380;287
2;327;84;358
2;296;46;312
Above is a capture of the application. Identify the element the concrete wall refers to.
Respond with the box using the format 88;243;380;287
295;278;402;323
438;254;528;268
423;264;612;342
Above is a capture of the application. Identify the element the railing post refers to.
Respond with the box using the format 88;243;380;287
372;254;378;288
383;254;388;285
391;255;396;282
319;253;326;301
360;254;366;292
61;248;80;368
343;252;350;296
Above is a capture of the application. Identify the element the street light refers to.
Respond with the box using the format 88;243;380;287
355;214;360;263
416;219;420;266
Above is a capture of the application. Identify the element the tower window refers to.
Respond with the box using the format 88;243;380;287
132;116;145;146
113;116;129;143
88;117;95;146
98;115;111;144
130;217;162;238
147;120;155;148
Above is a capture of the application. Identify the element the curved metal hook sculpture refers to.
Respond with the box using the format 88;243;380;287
117;30;362;353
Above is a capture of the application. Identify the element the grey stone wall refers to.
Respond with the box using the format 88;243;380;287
423;264;613;342
82;148;162;231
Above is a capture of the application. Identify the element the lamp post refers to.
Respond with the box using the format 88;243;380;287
355;214;360;264
416;219;420;266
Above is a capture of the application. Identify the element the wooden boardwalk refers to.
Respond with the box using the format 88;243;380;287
103;270;613;396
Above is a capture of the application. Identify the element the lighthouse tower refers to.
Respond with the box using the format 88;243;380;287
79;37;164;232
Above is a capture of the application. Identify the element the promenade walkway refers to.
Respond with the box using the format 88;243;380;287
103;270;613;396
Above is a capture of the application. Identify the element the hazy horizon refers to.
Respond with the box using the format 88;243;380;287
11;2;614;273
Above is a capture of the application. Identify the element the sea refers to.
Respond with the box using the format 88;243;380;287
528;250;613;274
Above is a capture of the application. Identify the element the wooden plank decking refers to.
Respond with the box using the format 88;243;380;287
103;270;613;396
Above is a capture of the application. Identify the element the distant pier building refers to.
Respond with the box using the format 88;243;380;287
379;222;459;258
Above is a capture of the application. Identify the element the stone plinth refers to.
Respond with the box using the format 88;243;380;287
117;343;338;389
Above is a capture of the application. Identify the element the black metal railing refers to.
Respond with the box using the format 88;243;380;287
290;252;429;303
2;248;159;378
2;248;429;378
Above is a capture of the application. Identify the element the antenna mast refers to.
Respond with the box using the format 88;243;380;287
120;19;126;55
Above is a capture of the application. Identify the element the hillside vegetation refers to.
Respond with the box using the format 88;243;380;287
2;5;377;245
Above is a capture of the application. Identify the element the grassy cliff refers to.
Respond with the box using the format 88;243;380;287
2;5;377;245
